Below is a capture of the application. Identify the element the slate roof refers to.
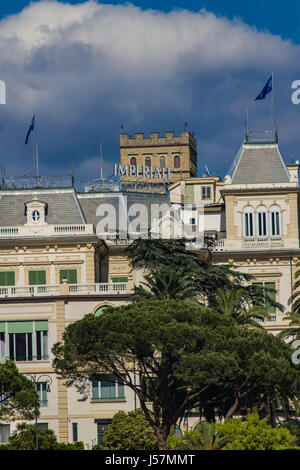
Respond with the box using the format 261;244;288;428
0;189;85;227
231;142;290;185
78;192;172;232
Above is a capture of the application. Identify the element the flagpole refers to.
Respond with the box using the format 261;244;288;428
271;72;277;139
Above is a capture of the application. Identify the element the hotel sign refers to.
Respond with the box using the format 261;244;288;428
113;163;171;180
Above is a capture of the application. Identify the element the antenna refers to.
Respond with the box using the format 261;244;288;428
184;122;188;130
100;143;103;180
205;165;211;177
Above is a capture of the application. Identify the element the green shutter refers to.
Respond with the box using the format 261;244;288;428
0;272;15;286
8;321;33;334
101;378;116;399
111;277;128;283
265;282;276;314
185;185;194;204
29;271;46;285
0;322;5;333
35;320;48;332
60;270;77;284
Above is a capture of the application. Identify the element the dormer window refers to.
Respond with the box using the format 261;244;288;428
32;210;40;222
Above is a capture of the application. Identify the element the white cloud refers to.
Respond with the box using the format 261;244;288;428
0;1;299;177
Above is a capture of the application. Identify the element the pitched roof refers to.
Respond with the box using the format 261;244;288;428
0;189;85;227
231;142;290;185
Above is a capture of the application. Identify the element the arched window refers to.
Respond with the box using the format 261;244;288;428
244;207;254;237
174;155;180;168
145;157;151;168
270;205;281;236
160;156;165;169
94;305;108;317
257;206;267;237
130;157;136;166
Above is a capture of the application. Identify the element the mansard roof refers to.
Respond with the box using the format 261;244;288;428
0;188;85;227
231;139;290;185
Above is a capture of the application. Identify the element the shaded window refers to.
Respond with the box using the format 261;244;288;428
270;206;281;236
60;270;77;284
94;306;108;317
0;425;10;444
4;320;48;362
160;157;166;169
36;382;48;406
201;186;211;200
145;157;151;167
91;376;125;401
244;208;254;237
257;207;267;237
130;157;136;166
174;155;180;168
72;423;78;442
96;419;112;445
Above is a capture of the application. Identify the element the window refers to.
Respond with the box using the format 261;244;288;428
36;423;48;431
189;218;196;225
94;306;108;317
257;207;267;237
130;157;136;166
252;281;276;314
0;272;15;287
91;376;125;401
270;206;281;236
32;210;40;222
201;186;211;200
160;157;166;169
36;382;48;406
244;208;254;237
174;155;180;168
145;157;151;168
111;277;128;283
59;270;77;284
72;423;78;442
0;272;15;296
0;424;10;444
1;320;48;361
96;419;112;445
29;270;46;294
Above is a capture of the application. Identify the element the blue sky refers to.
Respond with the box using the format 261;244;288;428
0;1;300;181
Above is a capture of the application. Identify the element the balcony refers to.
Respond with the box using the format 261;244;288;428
0;224;94;238
243;236;284;248
0;282;128;299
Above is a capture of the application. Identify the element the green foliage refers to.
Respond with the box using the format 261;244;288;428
132;266;200;303
56;441;85;450
53;299;299;449
216;413;298;450
125;238;282;311
209;288;271;329
168;421;230;450
8;423;59;450
0;360;39;421
103;410;158;450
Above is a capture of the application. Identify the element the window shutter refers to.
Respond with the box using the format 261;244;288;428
60;270;77;284
111;277;128;283
185;185;194;204
265;282;276;314
0;272;15;286
29;271;46;285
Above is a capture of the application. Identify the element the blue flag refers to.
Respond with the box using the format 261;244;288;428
25;115;35;144
255;76;272;100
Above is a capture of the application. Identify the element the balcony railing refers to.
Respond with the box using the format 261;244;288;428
243;236;283;248
0;224;94;238
0;282;128;298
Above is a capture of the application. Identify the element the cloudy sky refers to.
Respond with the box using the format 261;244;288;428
1;0;300;182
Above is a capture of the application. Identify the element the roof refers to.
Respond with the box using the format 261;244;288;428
231;142;290;185
0;188;85;226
